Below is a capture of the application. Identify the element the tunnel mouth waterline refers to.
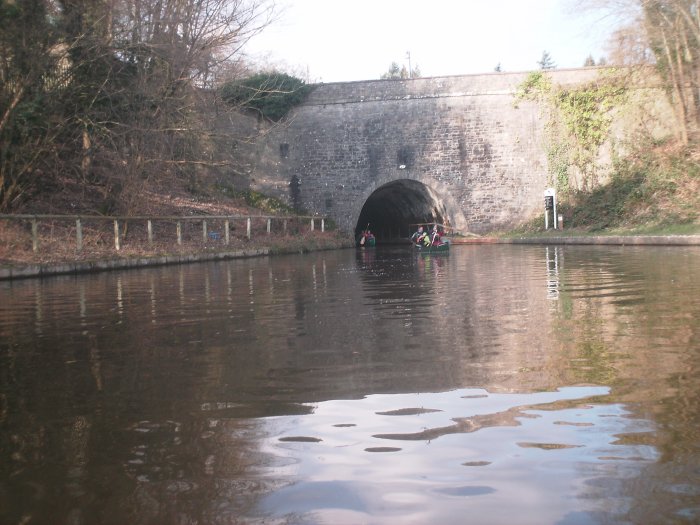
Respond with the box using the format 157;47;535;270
354;179;449;242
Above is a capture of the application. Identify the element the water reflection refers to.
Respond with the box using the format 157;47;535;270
257;386;656;525
546;246;560;300
0;246;699;524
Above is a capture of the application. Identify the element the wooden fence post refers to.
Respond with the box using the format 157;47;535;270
202;220;208;242
267;218;271;234
321;219;325;232
76;218;83;251
310;218;314;231
113;219;120;251
225;220;230;245
147;220;153;245
246;217;251;239
283;219;287;235
177;221;182;245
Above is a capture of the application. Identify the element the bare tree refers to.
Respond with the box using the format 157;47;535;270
0;0;276;212
571;0;700;144
0;0;67;208
605;23;653;65
641;0;700;144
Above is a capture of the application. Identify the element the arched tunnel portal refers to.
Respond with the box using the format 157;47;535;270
354;179;452;242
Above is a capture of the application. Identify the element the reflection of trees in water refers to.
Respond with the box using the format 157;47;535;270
543;247;700;524
0;263;284;524
547;247;700;396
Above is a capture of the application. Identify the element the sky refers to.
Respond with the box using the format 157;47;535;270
242;0;619;83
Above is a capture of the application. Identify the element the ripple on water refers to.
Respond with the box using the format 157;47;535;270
278;436;322;443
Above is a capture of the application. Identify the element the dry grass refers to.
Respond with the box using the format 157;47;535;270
0;219;350;266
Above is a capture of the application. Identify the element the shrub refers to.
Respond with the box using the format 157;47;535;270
220;73;313;121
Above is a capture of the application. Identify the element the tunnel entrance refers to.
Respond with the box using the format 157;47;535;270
354;179;450;242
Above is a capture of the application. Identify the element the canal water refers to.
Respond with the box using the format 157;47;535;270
1;245;699;524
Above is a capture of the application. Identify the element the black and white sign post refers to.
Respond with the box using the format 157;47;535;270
544;188;557;230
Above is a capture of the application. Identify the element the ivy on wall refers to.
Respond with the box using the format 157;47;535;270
514;70;628;195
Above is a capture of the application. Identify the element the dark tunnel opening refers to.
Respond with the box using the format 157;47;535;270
354;179;449;242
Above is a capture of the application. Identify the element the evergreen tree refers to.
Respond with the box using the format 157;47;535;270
537;50;556;70
380;62;402;79
380;61;420;80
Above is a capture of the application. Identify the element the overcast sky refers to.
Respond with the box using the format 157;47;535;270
242;0;618;83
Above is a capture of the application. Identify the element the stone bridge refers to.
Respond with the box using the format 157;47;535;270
253;68;605;239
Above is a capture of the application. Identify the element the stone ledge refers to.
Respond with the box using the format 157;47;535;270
0;248;270;280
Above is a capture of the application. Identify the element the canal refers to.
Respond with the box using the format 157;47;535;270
1;245;699;524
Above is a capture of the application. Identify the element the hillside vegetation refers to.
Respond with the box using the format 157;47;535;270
508;143;700;236
511;65;699;236
563;145;700;234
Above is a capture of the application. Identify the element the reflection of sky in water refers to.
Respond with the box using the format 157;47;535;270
257;387;658;525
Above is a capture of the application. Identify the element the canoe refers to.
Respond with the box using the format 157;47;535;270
414;242;450;254
358;236;376;247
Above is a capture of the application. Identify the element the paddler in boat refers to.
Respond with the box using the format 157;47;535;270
430;224;442;245
410;226;425;246
430;224;448;246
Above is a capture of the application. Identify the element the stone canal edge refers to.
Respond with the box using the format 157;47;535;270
0;248;270;280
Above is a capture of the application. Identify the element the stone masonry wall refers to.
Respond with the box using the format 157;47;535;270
252;68;609;234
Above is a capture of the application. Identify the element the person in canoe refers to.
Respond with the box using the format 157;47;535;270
411;226;428;246
430;224;446;246
359;229;376;246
